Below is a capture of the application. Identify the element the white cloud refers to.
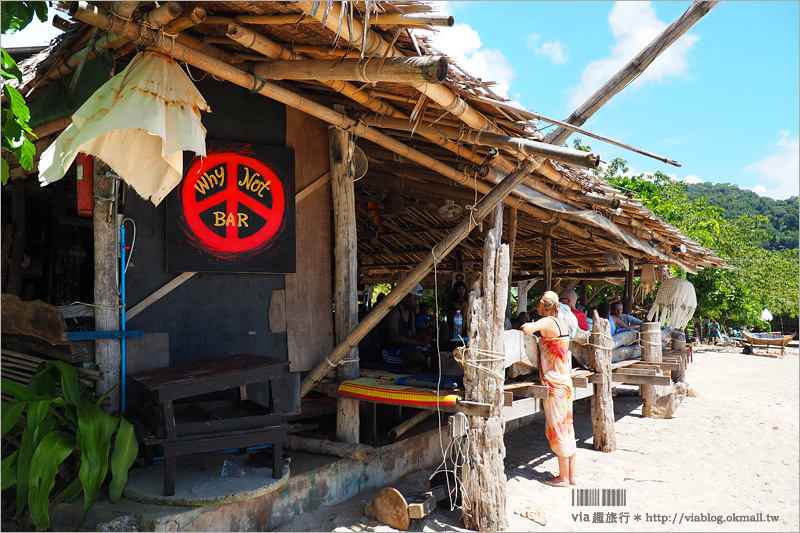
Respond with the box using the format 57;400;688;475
427;22;515;98
528;34;569;65
744;131;800;199
565;2;699;110
681;174;704;184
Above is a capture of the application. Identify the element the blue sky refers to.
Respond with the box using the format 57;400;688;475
4;1;798;199
427;1;799;200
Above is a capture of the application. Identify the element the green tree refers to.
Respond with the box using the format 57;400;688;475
1;1;48;184
572;139;799;328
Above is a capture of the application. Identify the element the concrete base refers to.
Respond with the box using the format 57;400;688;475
47;412;544;531
122;454;289;506
49;427;451;531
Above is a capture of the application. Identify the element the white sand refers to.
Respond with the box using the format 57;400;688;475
276;344;799;532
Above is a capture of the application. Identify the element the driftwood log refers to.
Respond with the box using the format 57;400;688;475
639;324;688;419
461;204;509;532
589;311;616;452
283;435;377;461
671;330;687;383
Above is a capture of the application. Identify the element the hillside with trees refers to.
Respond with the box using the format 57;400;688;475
573;139;799;330
685;182;798;250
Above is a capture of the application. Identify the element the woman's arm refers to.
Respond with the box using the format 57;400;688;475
521;316;557;337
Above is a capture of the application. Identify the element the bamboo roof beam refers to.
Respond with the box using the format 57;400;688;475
358;114;600;168
365;13;454;27
291;45;364;59
295;1;506;134
246;56;448;84
226;24;488;166
48;1;180;82
545;1;719;148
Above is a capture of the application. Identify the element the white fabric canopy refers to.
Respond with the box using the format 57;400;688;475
39;51;210;206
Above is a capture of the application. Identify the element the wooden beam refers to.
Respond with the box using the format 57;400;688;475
126;272;196;321
611;374;672;386
295;171;331;203
506;207;517;317
624;257;635;313
542;226;553;292
93;161;120;412
330;104;360;444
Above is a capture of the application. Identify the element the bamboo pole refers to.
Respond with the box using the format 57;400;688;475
49;1;180;81
291;45;363;59
471;95;680;167
248;56;448;84
589;311;616;452
366;13;454;27
624;257;635;313
161;6;206;34
387;410;435;439
358;114;600;168
507;207;518;316
546;1;719;147
330;104;360;444
542;226;553;292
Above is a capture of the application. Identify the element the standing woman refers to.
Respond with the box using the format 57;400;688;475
522;291;577;487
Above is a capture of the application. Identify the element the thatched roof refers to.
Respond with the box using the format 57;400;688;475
7;1;725;282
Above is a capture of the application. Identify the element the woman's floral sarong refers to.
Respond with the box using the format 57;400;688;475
539;336;577;457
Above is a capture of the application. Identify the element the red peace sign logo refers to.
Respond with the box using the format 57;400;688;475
181;152;286;255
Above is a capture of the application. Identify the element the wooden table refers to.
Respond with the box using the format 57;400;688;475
129;353;290;496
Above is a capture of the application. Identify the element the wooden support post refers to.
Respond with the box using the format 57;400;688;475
330;104;360;444
640;322;662;418
624;257;635;313
542;225;553;292
517;281;530;317
461;203;509;531
589;311;616;452
93;161;120;412
5;180;26;296
506;207;517;318
579;280;588;307
671;330;686;383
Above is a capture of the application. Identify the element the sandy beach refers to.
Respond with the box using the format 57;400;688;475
276;343;799;532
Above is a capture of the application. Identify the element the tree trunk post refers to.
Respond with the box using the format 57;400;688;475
542;225;553;292
517;281;530;317
461;203;509;532
6;179;27;296
640;322;662;418
623;257;635;313
505;207;517;318
589;310;616;452
330;104;360;444
579;280;588;307
671;330;686;383
93;161;121;412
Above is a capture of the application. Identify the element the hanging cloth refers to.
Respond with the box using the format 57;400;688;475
39;51;210;206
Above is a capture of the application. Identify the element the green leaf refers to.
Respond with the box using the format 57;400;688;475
3;85;31;125
16;136;36;171
76;402;111;525
52;476;83;506
1;1;46;34
28;430;74;531
1;377;37;401
94;380;120;407
1;48;23;82
2;449;20;491
15;399;53;517
2;401;26;438
108;416;138;502
52;361;82;407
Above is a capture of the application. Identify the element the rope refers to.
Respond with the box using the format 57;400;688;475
456;346;505;380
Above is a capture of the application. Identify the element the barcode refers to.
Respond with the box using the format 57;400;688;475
572;489;626;506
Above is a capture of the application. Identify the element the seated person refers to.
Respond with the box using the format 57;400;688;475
609;301;639;332
378;284;432;374
611;301;642;329
559;289;588;331
597;302;619;335
517;311;529;324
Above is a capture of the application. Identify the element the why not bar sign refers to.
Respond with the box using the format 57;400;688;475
167;141;296;273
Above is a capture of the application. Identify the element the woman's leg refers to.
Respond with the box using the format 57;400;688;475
568;453;577;485
551;456;569;486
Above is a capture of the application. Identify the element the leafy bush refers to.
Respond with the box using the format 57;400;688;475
1;360;138;531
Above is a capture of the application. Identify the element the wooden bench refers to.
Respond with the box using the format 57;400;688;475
129;353;290;496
